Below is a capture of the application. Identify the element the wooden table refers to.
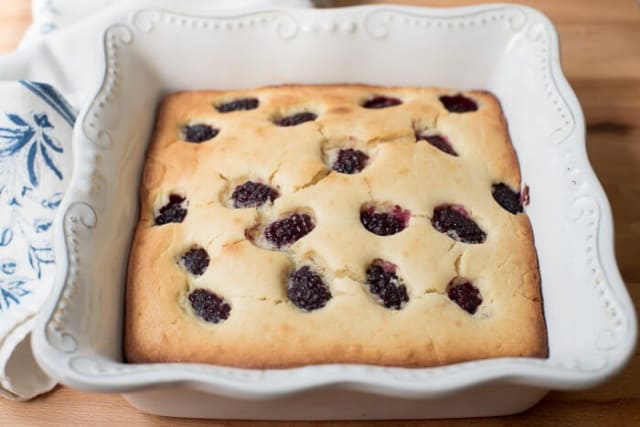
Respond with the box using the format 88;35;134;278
1;0;638;425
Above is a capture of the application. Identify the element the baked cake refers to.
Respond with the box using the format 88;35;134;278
124;85;548;367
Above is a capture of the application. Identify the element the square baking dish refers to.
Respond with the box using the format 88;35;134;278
32;3;637;419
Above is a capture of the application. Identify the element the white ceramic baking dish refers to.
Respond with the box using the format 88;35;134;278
32;3;637;419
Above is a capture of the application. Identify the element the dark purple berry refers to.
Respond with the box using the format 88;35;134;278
183;124;219;142
188;289;230;323
332;149;369;174
365;260;409;309
439;94;478;113
447;279;482;314
416;132;458;156
216;98;259;113
264;213;315;248
231;181;279;208
287;266;332;311
492;183;523;214
154;194;187;225
431;205;486;244
362;96;402;109
275;112;317;127
180;246;210;276
360;205;410;236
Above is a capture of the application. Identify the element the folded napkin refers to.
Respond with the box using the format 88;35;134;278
0;0;322;401
0;80;74;400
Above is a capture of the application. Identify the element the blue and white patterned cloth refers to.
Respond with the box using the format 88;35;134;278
0;80;75;400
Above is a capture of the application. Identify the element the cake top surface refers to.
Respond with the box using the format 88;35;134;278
126;84;546;368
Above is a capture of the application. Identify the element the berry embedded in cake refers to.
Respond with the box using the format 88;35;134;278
216;98;259;113
415;131;457;156
180;246;210;276
360;204;410;236
274;112;317;127
492;183;523;214
439;94;478;113
287;266;332;311
154;194;187;226
447;279;482;314
263;213;315;249
231;181;279;208
431;205;486;244
362;95;402;109
365;259;409;309
182;124;219;142
331;148;369;174
188;289;231;323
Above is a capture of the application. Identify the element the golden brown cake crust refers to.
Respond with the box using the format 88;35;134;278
124;84;548;368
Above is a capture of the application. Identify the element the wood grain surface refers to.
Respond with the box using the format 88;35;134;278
0;0;639;425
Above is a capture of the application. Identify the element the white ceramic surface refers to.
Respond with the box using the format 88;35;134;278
32;3;637;419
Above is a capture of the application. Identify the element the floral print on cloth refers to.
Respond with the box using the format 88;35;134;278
0;81;73;318
0;80;74;400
